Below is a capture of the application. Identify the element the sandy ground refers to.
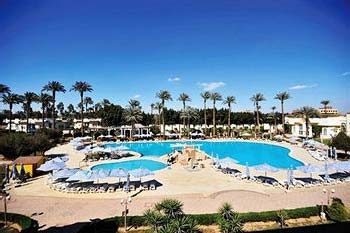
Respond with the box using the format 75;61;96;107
5;140;350;230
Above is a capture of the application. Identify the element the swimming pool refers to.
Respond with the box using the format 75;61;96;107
104;140;303;169
91;159;167;171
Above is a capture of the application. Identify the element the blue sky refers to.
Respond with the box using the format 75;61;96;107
1;0;349;113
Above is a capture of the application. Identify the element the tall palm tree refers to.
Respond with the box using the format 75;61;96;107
156;90;172;138
200;91;211;135
42;81;66;129
56;102;65;116
274;92;290;134
250;93;266;137
39;93;52;128
178;93;191;134
180;106;200;133
150;103;155;115
294;106;319;138
210;92;222;137
271;106;277;133
223;96;236;137
83;97;94;116
71;81;93;134
320;100;330;109
23;92;39;133
2;93;23;132
0;84;10;95
154;102;163;126
123;99;143;137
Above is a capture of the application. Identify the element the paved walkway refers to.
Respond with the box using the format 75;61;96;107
7;183;350;230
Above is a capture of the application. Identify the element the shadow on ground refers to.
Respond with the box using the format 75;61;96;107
38;222;87;233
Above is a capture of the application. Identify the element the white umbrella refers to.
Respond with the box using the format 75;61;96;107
90;169;110;180
219;157;238;168
253;163;279;176
245;162;250;179
115;145;129;151
296;164;322;177
91;147;104;153
53;168;80;179
37;160;65;172
66;170;92;181
52;156;69;163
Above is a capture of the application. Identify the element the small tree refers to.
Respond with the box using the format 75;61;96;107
332;132;350;155
327;198;350;222
217;202;242;233
277;209;288;228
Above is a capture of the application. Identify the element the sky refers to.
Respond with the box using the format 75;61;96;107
0;0;349;113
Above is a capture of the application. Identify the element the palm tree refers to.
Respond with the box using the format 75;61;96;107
250;93;266;137
223;96;236;137
156;90;172;138
180;106;200;133
0;84;10;95
56;102;65;116
123;99;143;138
274;92;290;134
83;97;94;116
200;91;211;135
178;93;191;134
2;93;23;132
39;93;52;128
218;202;243;233
42;81;66;129
143;209;163;233
154;102;163;126
271;106;277;133
294;106;319;138
321;100;330;109
155;199;184;219
71;81;93;134
23;92;39;133
210;92;222;137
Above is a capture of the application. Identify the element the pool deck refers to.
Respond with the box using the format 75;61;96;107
7;140;350;230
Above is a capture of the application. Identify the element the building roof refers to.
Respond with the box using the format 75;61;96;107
14;156;44;165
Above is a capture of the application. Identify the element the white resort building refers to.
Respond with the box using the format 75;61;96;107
3;118;102;133
285;113;350;139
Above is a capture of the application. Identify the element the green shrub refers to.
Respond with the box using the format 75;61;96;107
327;198;349;222
0;212;38;233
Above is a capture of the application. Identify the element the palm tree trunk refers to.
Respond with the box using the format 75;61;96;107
52;91;56;129
256;103;260;137
162;100;165;139
183;102;186;133
9;104;12;132
26;104;29;133
204;101;207;135
213;102;216;137
281;101;285;134
228;106;231;137
80;93;84;135
305;118;309;138
42;104;45;129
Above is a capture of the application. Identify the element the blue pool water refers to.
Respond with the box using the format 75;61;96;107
91;159;167;171
104;141;303;169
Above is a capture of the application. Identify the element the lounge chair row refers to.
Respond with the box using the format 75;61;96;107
47;180;159;194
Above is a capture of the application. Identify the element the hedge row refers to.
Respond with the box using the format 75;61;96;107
0;212;39;233
104;205;323;227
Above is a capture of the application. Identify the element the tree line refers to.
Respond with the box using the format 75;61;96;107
1;82;328;137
